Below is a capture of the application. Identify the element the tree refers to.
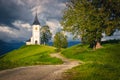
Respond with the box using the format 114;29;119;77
53;32;68;50
40;25;52;45
61;0;120;49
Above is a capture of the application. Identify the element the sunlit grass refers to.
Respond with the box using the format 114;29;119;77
62;43;120;80
0;45;63;70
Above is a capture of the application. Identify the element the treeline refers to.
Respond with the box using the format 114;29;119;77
40;25;68;50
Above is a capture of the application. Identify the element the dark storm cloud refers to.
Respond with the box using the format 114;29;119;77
0;0;67;27
0;0;33;29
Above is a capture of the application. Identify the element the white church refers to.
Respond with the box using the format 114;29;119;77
26;13;41;45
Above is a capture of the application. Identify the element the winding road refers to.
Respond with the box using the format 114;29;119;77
0;53;80;80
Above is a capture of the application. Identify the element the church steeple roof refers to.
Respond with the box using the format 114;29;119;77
33;12;40;25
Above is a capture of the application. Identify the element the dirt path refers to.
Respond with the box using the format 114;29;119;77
0;53;80;80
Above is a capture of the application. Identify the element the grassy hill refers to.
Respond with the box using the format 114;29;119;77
0;45;62;70
62;43;120;80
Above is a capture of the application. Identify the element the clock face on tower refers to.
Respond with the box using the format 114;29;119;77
35;27;38;30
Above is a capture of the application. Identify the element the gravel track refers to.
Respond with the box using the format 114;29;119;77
0;53;80;80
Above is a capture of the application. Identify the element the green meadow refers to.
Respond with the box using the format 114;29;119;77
62;43;120;80
0;43;120;80
0;45;62;70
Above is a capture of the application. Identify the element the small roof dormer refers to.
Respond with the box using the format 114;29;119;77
33;13;40;25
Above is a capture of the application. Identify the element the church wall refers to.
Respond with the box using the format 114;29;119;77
32;25;41;44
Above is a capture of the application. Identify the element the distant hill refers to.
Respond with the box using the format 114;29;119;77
0;40;24;56
68;41;81;47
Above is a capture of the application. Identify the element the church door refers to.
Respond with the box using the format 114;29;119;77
35;40;38;44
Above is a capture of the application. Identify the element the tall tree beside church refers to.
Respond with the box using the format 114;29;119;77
61;0;120;49
40;25;52;45
53;32;68;50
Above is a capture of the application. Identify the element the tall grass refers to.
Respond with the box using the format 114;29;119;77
0;45;63;70
62;43;120;80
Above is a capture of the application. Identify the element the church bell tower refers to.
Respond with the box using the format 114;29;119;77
26;12;41;45
31;13;41;45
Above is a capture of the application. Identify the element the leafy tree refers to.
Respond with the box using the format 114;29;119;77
41;25;52;45
61;0;120;49
53;32;68;50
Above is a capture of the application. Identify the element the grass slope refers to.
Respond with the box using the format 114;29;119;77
62;43;120;80
0;45;62;70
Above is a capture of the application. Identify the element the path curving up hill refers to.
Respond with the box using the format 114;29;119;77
0;53;80;80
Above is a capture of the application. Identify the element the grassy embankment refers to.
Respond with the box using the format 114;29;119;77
0;45;63;70
62;43;120;80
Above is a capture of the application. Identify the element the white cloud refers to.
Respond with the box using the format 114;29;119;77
102;30;120;41
46;19;61;38
0;25;17;42
0;20;32;42
12;20;31;31
0;25;15;35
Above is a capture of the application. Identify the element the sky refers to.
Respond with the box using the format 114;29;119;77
0;0;120;42
0;0;68;42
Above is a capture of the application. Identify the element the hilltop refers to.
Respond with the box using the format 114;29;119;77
0;45;62;70
62;43;120;80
